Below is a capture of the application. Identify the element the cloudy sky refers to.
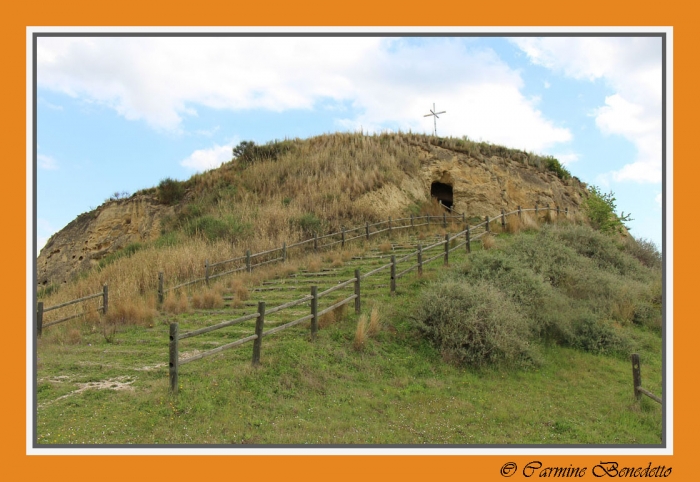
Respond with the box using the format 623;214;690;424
35;33;665;250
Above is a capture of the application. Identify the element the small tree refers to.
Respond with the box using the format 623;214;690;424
584;186;632;234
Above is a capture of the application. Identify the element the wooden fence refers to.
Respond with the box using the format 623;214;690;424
36;285;108;337
156;203;568;303
631;353;662;404
168;204;570;392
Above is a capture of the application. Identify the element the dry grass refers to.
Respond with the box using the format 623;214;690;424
367;306;381;337
379;242;393;254
192;289;225;310
307;257;322;273
505;216;521;234
105;300;156;326
353;314;367;351
318;297;348;329
66;328;82;345
229;278;249;302
330;257;344;268
162;291;190;314
482;234;496;250
521;213;540;232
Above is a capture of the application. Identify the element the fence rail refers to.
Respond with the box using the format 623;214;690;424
36;285;108;337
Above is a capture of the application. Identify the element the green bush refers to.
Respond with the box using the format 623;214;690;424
157;178;185;205
185;215;252;242
412;280;539;368
583;186;632;234
567;312;629;355
294;213;322;236
543;156;571;180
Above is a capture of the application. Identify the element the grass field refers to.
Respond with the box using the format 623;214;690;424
35;221;663;446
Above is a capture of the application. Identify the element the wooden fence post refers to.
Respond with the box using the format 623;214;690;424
466;225;471;253
417;243;423;276
462;212;465;224
557;205;560;219
314;233;318;252
158;272;164;305
565;207;569;218
341;227;346;248
389;216;392;235
366;222;370;240
410;214;414;227
102;284;108;315
486;215;490;233
501;208;506;230
252;302;265;366
36;302;43;338
169;323;179;394
354;269;361;315
518;205;522;221
311;286;318;337
631;353;642;401
443;212;447;228
282;242;287;262
427;214;431;229
390;255;396;296
444;233;449;265
535;203;539;218
246;250;251;273
205;259;210;287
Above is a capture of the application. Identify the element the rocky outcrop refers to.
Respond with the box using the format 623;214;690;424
37;195;174;286
356;143;586;219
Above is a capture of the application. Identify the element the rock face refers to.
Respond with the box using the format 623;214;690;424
356;143;586;219
37;195;174;286
422;148;585;216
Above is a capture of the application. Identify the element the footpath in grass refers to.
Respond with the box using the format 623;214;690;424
35;222;663;445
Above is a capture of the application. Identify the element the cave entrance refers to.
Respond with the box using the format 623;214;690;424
430;181;454;210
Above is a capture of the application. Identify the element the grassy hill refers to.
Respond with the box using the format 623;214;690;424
35;132;662;445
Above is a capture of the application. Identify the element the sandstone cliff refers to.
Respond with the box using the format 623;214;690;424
37;195;174;286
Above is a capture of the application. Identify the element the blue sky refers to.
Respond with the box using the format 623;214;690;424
36;34;664;251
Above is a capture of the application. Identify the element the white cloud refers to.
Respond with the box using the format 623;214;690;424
544;81;551;89
180;144;232;172
511;37;662;184
38;154;58;170
655;192;662;207
550;152;579;166
37;37;571;153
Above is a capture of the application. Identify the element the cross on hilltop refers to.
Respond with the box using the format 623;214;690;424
423;103;446;136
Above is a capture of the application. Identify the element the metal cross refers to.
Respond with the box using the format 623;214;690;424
423;103;446;136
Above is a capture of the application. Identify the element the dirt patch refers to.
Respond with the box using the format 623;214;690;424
39;376;136;408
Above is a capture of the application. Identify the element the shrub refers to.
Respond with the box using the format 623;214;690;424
412;280;537;368
294;213;322;236
543;156;571;180
481;234;496;250
157;177;186;205
185;215;252;242
583;186;632;234
623;237;662;269
566;312;629;355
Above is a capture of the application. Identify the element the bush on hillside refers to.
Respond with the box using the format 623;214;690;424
157;177;186;205
583;186;632;234
412;280;538;368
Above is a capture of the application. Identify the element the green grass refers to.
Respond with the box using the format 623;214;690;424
36;222;663;445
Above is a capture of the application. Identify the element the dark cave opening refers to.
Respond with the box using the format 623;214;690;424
430;181;454;209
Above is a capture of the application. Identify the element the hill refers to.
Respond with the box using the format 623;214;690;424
37;132;587;298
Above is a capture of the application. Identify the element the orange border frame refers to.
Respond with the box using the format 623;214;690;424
5;2;690;480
